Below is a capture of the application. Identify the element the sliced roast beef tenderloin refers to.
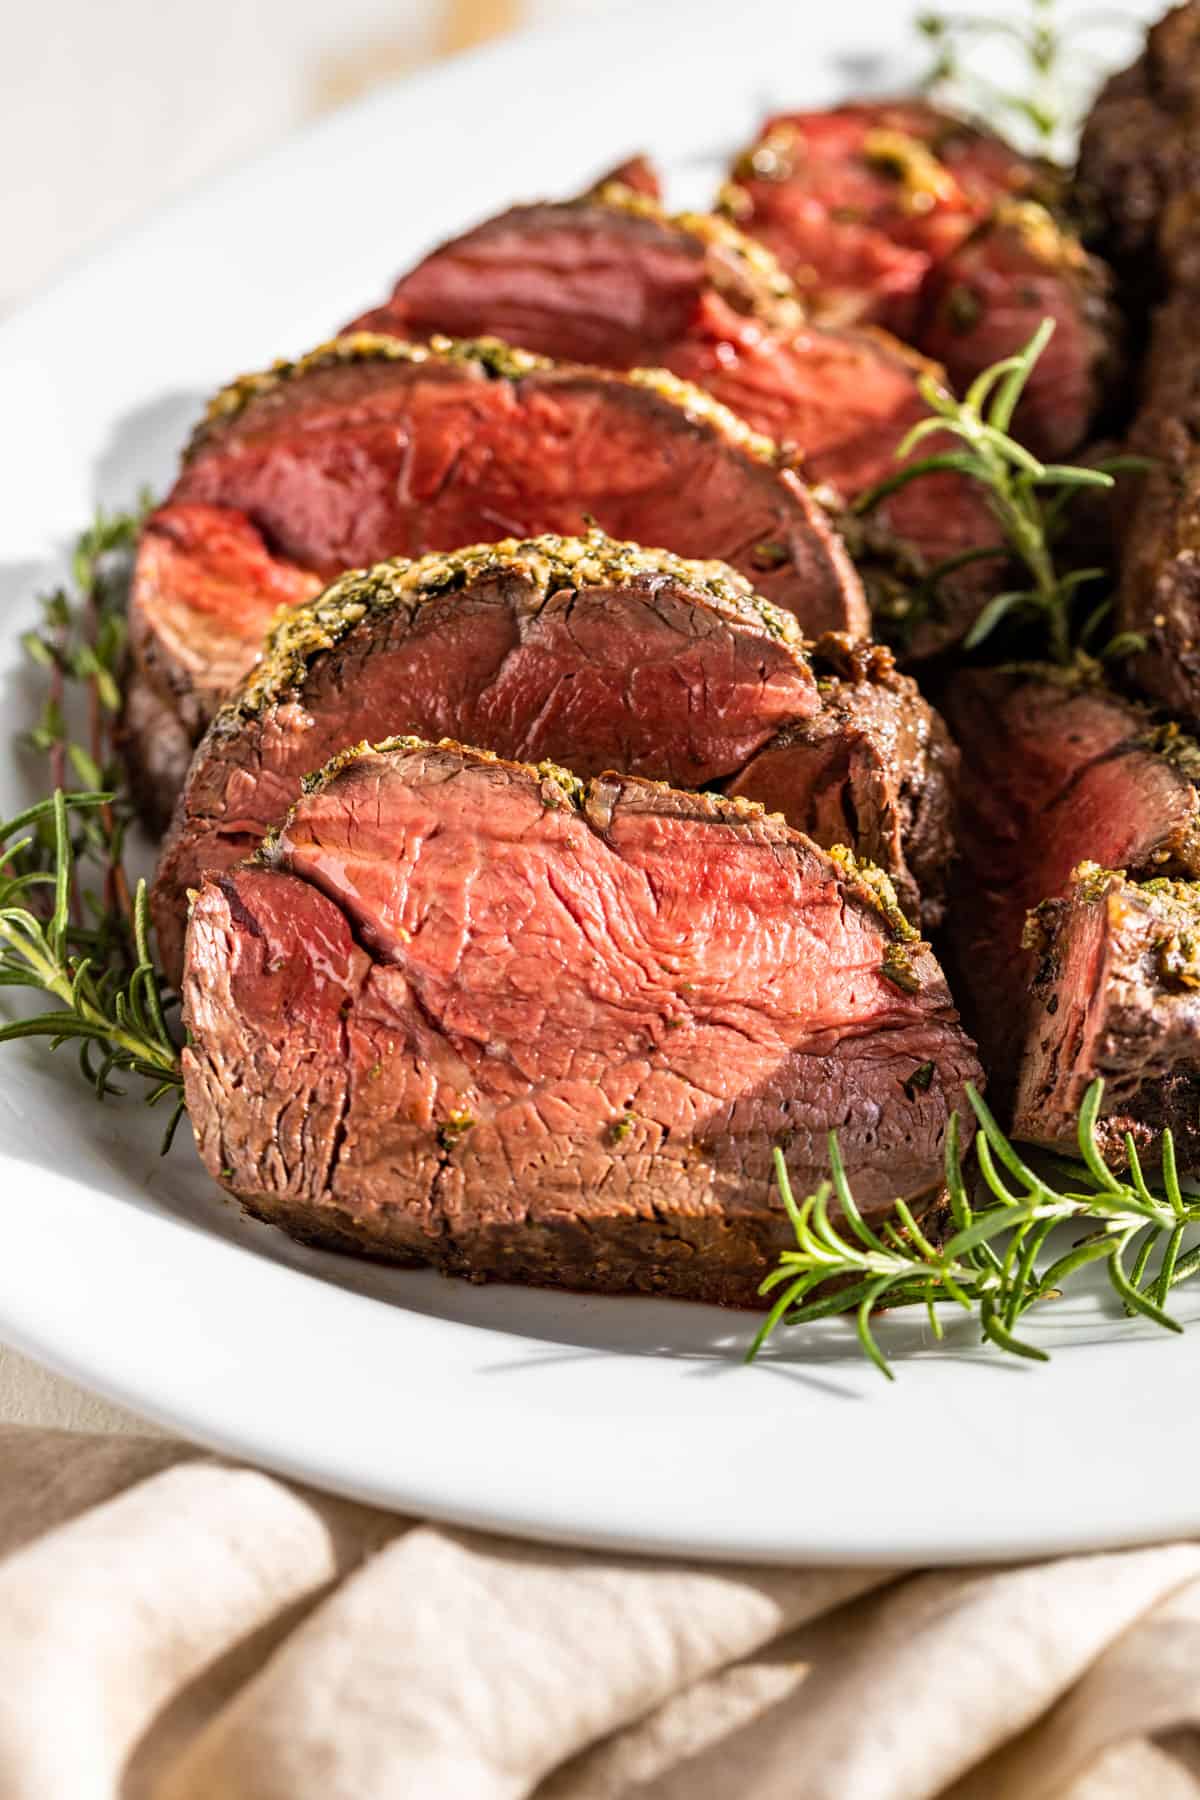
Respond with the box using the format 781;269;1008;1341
348;188;1006;656
719;98;1045;337
181;739;982;1306
349;185;804;360
946;668;1200;1158
152;535;952;984
128;334;865;809
724;105;1114;457
1016;867;1200;1166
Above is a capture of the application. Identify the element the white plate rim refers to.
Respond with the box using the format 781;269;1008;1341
0;0;1184;1567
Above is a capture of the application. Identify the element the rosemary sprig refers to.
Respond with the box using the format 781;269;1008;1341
0;792;184;1150
750;1079;1200;1377
854;318;1124;662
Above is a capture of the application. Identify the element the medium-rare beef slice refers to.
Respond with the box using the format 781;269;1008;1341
719;98;1049;336
723;105;1113;457
348;191;1007;655
128;333;864;806
661;313;1005;657
152;535;952;983
1015;866;1200;1166
130;501;322;742
348;185;804;361
181;740;982;1307
945;669;1200;1151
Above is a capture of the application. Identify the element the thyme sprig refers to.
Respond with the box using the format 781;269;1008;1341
0;792;184;1149
918;0;1137;151
751;1079;1200;1377
3;500;185;1149
854;318;1129;662
21;495;152;937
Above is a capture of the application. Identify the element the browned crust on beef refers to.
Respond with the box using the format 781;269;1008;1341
945;668;1200;1147
728;632;958;929
1077;2;1200;299
1015;866;1200;1167
1116;291;1200;720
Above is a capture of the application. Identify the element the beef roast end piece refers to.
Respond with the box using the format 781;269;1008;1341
946;669;1200;1124
1015;867;1200;1167
181;741;982;1307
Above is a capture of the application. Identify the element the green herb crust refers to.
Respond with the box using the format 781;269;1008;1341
189;332;551;453
188;329;781;470
226;530;802;721
1023;861;1200;995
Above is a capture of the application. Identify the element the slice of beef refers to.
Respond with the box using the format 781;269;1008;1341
720;99;1049;336
129;334;864;804
181;739;982;1306
1114;291;1200;723
945;668;1200;1156
1015;867;1200;1167
917;202;1120;460
724;104;1114;457
348;187;804;362
348;193;1007;656
130;501;322;744
153;535;951;984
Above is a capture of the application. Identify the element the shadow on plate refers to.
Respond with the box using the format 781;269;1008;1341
93;389;208;510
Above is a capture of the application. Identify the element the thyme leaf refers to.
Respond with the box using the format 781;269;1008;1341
749;1079;1200;1377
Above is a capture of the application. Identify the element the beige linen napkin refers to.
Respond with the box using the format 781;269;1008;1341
2;1427;1200;1798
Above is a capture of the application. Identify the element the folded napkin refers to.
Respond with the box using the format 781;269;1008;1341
2;1426;1200;1798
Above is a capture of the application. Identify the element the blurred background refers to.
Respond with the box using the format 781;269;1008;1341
6;0;1152;316
2;0;604;313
